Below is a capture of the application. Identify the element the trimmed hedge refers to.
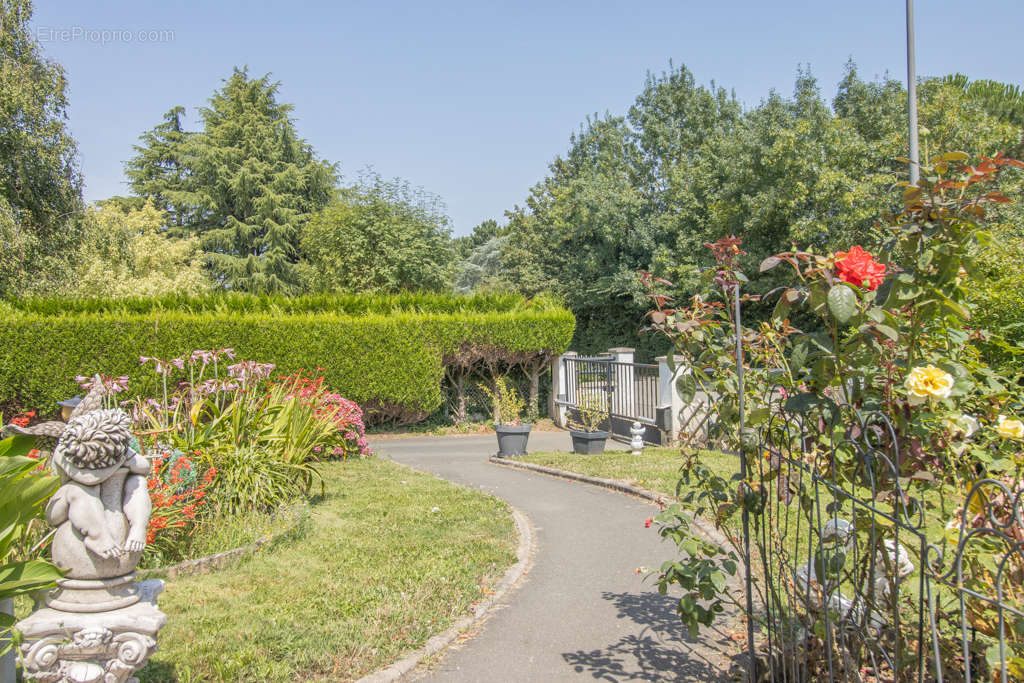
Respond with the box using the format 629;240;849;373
0;304;575;423
0;291;537;316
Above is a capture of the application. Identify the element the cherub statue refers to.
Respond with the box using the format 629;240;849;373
5;378;152;579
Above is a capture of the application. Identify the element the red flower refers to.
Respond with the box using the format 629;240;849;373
644;517;653;528
834;246;886;291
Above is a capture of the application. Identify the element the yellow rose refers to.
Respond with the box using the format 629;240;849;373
997;415;1024;439
904;365;954;406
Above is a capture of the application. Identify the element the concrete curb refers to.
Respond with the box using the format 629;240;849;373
487;455;735;550
355;496;535;683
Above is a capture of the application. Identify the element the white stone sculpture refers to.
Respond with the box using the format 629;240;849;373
6;378;166;682
630;421;645;456
792;517;914;633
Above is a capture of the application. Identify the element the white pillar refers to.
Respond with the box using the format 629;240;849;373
656;354;687;444
552;351;576;428
608;347;634;419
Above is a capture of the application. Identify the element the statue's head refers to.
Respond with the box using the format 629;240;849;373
55;409;133;471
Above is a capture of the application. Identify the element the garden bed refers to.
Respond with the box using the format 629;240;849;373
134;456;517;682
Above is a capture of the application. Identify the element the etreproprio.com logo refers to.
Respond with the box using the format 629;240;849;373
36;26;175;45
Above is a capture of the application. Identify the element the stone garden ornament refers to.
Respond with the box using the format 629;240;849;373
6;378;166;683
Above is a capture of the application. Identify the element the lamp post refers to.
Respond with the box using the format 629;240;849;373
57;395;82;421
906;0;919;185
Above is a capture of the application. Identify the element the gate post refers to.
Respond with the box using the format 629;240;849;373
551;351;576;428
656;354;686;444
608;347;634;421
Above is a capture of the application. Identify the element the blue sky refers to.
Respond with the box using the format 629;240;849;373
31;0;1024;236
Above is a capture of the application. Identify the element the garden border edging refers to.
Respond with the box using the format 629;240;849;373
137;504;308;581
355;496;535;683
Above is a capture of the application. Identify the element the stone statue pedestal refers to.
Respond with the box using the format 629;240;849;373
16;579;166;683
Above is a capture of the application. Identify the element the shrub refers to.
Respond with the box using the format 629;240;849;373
0;299;574;423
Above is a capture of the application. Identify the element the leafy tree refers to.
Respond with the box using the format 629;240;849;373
300;172;454;293
497;62;1024;356
70;200;212;298
0;0;84;295
123;106;195;229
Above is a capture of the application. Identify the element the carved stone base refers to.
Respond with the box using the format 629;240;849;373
46;572;141;613
16;579;166;683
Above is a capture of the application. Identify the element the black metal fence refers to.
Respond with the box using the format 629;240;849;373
746;392;1024;682
706;287;1024;683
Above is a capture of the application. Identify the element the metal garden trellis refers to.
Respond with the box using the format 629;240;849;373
728;286;1024;683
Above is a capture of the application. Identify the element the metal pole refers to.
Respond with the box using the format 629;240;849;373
735;284;756;681
906;0;920;185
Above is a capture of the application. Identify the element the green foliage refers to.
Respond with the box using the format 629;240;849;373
300;173;454;293
125;67;337;292
123;106;196;229
1;291;533;316
0;299;574;424
70;200;212;298
499;61;1024;355
570;392;607;432
0;0;85;296
479;376;526;426
453;236;508;294
0;434;61;654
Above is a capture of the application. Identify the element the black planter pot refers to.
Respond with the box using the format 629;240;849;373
495;423;533;457
570;429;609;455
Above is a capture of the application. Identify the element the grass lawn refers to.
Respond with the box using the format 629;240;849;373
134;456;517;682
518;446;739;500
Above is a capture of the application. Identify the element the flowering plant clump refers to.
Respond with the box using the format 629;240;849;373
642;152;1024;678
142;447;216;564
271;369;371;459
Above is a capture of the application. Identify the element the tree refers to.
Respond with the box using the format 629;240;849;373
300;172;454;293
123;106;195;229
125;67;337;292
453;219;506;259
70;200;212;298
453;236;507;293
0;0;84;295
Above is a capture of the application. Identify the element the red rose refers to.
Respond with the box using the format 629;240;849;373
834;246;886;291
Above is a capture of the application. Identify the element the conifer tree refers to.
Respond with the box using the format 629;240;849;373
123;106;195;229
190;68;336;292
125;67;337;292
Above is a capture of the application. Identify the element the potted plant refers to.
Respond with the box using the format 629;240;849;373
569;392;609;454
482;377;531;457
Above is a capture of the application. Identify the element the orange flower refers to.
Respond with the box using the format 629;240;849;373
834;246;886;291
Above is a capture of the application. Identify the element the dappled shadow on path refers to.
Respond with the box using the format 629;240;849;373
561;590;738;681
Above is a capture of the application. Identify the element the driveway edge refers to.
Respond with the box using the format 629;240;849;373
355;492;535;683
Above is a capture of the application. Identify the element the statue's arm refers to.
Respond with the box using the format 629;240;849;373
45;487;70;526
126;451;150;476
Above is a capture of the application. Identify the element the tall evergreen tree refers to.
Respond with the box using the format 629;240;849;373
0;0;84;294
191;68;336;291
126;67;337;292
123;106;194;229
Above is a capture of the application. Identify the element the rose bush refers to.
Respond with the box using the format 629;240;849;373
643;152;1024;679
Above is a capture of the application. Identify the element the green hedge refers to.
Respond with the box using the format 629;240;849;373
0;305;575;423
0;291;538;316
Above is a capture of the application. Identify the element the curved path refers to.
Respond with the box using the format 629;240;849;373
373;433;738;682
